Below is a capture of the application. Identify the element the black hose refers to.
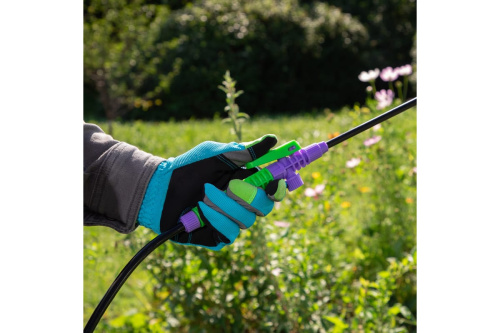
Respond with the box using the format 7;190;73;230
326;97;417;148
84;223;186;333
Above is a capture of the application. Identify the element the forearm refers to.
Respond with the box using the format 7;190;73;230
83;122;165;233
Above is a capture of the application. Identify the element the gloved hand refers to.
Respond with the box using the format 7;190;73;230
137;134;287;250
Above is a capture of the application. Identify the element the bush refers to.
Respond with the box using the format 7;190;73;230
126;0;369;120
311;0;417;68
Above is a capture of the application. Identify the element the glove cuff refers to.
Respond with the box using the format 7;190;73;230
137;160;170;234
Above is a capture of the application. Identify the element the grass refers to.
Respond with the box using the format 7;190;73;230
84;103;416;332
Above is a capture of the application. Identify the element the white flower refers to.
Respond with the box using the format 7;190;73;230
274;221;290;228
358;68;380;82
396;64;413;76
346;157;361;168
380;67;399;82
363;136;382;147
374;89;395;109
304;184;326;198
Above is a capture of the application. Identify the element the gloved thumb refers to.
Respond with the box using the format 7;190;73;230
222;134;278;167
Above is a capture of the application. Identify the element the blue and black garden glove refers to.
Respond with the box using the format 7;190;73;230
137;135;287;250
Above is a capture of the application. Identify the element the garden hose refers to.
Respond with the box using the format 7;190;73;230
84;97;416;332
84;223;185;333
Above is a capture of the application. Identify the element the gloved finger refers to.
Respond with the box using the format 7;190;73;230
202;183;257;229
263;179;287;202
226;179;275;217
198;201;241;245
221;134;278;166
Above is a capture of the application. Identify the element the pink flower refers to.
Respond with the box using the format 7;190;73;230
346;157;361;168
358;68;380;82
271;268;282;276
304;184;325;198
274;221;291;228
395;64;413;76
364;135;382;147
374;89;394;110
380;67;399;82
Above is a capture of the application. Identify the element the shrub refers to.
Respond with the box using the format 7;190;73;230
312;0;417;68
127;0;368;120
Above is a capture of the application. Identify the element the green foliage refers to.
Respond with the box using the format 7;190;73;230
84;101;416;332
84;0;378;121
313;0;417;68
84;1;416;121
84;0;176;125
149;0;369;119
219;71;249;141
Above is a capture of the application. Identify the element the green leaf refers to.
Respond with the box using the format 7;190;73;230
129;313;147;329
378;271;390;278
324;316;349;332
353;248;365;260
388;305;400;316
237;112;250;119
109;315;127;328
400;306;413;319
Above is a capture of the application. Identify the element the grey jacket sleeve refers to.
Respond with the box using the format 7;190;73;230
84;122;165;233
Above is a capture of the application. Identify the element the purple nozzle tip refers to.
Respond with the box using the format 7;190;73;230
302;142;328;161
287;173;304;191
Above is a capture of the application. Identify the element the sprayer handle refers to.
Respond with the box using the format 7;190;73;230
179;141;329;232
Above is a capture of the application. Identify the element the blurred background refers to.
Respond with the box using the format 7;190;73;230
84;1;416;332
84;0;416;123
